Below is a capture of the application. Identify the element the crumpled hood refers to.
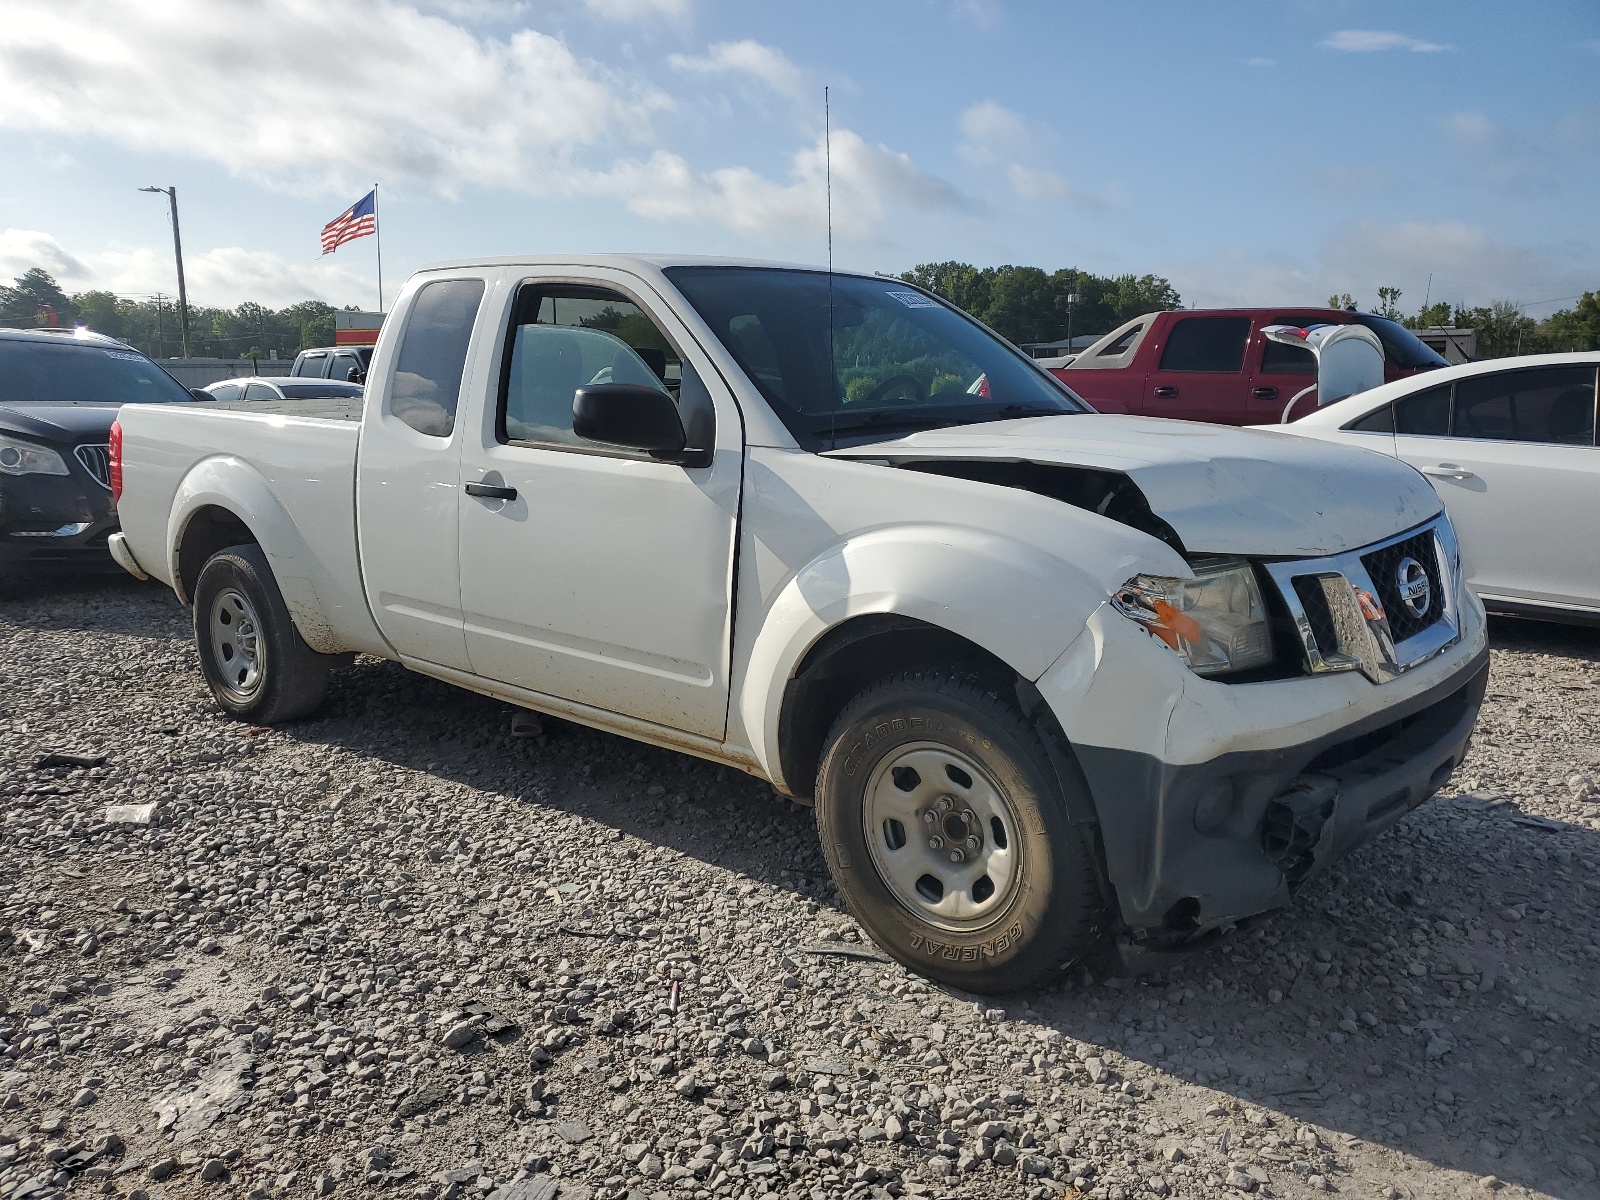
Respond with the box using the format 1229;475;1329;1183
827;413;1442;557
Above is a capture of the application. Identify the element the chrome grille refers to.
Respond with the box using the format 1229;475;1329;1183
75;443;111;491
1263;517;1463;685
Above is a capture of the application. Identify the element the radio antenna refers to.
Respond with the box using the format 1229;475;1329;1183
825;85;837;447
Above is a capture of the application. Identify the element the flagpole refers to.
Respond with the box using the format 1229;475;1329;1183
373;183;384;313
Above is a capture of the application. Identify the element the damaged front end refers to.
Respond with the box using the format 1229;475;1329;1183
1077;646;1488;961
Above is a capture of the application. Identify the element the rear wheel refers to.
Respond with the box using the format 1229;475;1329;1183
192;544;330;724
815;668;1107;993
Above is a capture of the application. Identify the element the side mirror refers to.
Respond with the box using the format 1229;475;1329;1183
188;387;213;402
345;366;365;383
573;384;688;459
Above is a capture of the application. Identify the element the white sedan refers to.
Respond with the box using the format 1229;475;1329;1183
1265;352;1599;624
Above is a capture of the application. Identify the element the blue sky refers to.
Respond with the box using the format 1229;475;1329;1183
1;0;1596;321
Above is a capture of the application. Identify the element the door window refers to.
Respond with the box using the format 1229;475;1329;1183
1158;317;1251;373
497;285;684;450
1452;366;1596;445
332;352;363;381
243;382;278;400
1394;384;1451;435
389;278;485;437
295;352;328;378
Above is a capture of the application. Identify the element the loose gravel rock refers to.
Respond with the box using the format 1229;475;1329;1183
2;578;1598;1200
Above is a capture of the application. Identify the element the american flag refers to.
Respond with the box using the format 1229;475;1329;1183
321;190;376;255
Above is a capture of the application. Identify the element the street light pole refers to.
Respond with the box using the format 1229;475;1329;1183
140;186;191;358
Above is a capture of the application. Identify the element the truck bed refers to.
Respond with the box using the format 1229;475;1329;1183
113;400;388;657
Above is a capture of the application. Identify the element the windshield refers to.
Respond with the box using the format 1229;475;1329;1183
1352;315;1449;370
0;340;193;405
664;267;1086;448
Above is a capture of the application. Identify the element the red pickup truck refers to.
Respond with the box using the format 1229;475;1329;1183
1053;307;1448;424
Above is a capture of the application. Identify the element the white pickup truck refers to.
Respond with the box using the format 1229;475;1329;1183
109;256;1489;992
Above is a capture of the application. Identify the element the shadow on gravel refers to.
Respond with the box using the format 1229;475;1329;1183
0;572;187;638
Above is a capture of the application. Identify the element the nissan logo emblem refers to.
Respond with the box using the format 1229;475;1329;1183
1396;556;1431;617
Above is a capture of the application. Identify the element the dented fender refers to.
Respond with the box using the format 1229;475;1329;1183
737;524;1125;790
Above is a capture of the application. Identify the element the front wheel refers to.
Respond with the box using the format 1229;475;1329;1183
815;669;1107;994
192;544;330;724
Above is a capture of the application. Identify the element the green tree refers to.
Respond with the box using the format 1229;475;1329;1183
1327;292;1355;310
0;268;78;327
1542;291;1600;351
898;261;1182;346
1373;286;1403;319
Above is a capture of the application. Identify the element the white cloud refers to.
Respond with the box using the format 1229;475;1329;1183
0;0;668;200
1443;110;1497;145
668;39;805;101
1;227;375;309
952;0;1003;28
0;229;89;284
0;0;954;245
1322;29;1453;53
584;128;969;240
957;100;1030;165
583;0;689;20
956;101;1110;210
1246;57;1274;67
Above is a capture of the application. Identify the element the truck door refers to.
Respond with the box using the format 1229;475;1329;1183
354;274;493;671
455;276;741;740
1143;315;1253;424
1248;318;1319;421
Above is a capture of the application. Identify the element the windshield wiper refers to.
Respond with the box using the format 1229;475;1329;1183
816;411;964;438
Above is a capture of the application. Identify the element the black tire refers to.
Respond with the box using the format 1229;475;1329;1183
192;543;330;724
815;668;1107;994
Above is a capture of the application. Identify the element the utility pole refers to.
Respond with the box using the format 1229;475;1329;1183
140;186;191;358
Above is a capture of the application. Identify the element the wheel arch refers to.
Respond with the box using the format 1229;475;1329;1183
736;524;1108;798
166;456;345;653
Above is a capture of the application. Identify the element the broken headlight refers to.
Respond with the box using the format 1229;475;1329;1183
1111;559;1273;677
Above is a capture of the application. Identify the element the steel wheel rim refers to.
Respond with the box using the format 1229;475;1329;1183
209;588;265;701
862;741;1023;931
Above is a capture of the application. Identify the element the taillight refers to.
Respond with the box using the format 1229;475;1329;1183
109;420;123;503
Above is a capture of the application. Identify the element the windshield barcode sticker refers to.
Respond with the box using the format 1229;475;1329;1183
103;350;144;361
885;291;940;310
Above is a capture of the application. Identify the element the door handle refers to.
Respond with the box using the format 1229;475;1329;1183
1152;385;1178;398
1421;463;1475;481
1252;386;1278;400
465;481;518;501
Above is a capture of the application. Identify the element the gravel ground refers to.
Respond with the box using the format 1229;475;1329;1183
2;578;1598;1200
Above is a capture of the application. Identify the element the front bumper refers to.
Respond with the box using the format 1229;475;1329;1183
0;470;119;575
1074;645;1487;939
1036;515;1490;944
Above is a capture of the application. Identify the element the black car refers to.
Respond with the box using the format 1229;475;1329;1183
0;326;195;578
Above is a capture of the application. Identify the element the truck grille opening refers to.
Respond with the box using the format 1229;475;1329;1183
1361;531;1443;643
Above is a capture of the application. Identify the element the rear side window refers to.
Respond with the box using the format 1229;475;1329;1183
1344;402;1395;433
1453;366;1596;445
207;382;244;403
1394;384;1451;436
243;382;278;400
1096;324;1142;357
390;279;486;438
1158;317;1251;373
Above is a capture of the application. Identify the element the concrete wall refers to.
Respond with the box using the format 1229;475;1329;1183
160;358;294;388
